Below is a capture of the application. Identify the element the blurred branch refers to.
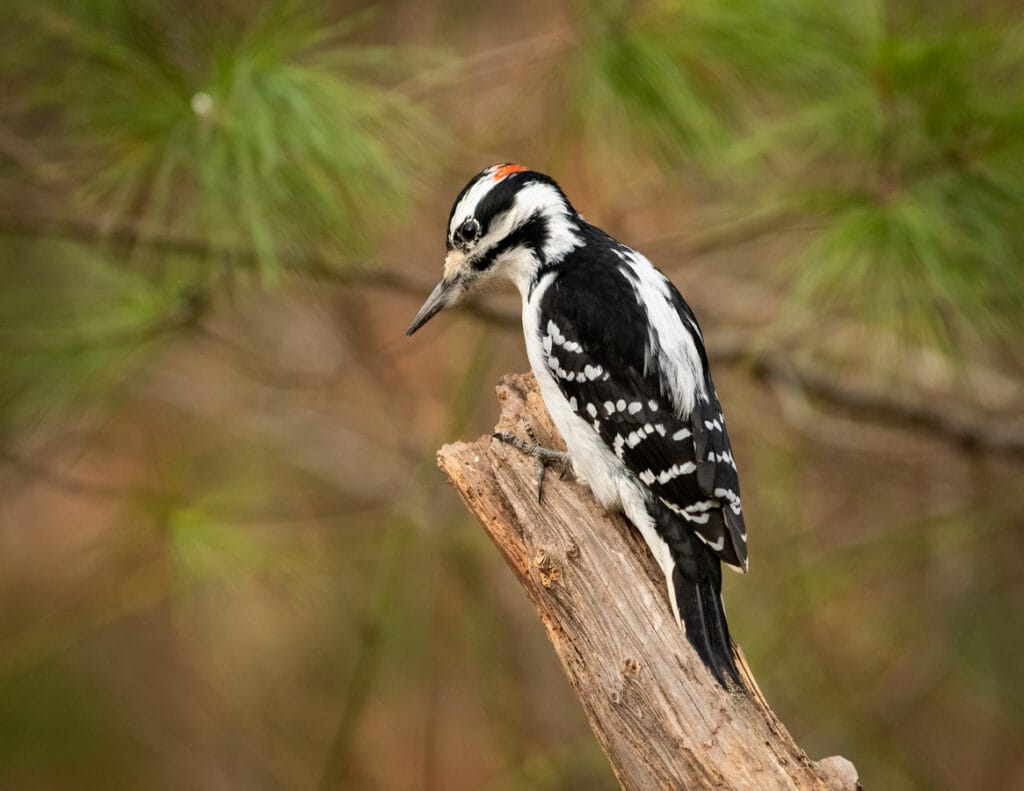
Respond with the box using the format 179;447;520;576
319;523;411;791
0;210;519;326
0;448;157;499
0;204;808;330
437;373;859;790
639;206;809;258
398;29;573;98
711;336;1024;459
0;120;79;193
4;210;1022;458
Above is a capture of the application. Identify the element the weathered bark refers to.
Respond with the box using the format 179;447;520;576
437;373;860;791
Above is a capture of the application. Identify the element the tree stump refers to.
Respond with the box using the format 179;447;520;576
437;373;859;791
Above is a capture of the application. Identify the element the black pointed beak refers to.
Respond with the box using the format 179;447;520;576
406;277;459;336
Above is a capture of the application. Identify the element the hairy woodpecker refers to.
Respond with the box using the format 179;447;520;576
407;164;747;687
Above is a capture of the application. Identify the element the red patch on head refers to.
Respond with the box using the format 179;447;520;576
492;163;528;181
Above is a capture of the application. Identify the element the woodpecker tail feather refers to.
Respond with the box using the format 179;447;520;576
649;500;742;689
671;536;741;688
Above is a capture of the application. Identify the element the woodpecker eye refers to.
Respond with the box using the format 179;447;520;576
456;218;481;245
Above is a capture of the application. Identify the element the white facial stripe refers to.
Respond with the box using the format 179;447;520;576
510;182;582;260
472;207;516;257
449;167;501;239
473;182;583;265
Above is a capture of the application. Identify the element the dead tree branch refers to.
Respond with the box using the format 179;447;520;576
437;373;859;791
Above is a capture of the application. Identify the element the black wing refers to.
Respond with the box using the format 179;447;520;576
538;262;747;570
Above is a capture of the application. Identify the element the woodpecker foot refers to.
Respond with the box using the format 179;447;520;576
493;418;569;502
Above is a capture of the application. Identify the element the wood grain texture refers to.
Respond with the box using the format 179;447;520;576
437;373;860;791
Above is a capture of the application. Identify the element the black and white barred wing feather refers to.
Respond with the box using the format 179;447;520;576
539;259;748;571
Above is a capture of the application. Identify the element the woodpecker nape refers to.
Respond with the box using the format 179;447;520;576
407;164;748;688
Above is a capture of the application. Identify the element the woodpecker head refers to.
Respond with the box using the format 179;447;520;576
406;164;582;336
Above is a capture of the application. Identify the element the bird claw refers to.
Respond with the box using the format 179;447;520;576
493;418;570;502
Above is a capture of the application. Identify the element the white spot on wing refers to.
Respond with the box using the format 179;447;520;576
655;462;696;484
697;533;725;551
714;487;743;514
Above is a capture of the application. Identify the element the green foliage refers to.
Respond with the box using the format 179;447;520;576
0;0;440;431
0;241;198;434
11;0;438;276
559;0;1024;352
748;4;1024;350
564;0;733;168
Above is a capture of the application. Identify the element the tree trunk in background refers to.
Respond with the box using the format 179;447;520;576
437;373;860;791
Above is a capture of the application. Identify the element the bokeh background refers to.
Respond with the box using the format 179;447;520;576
2;1;1023;789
